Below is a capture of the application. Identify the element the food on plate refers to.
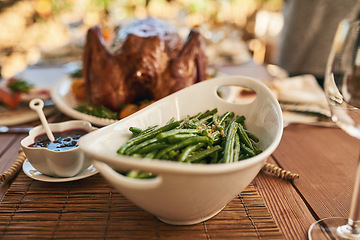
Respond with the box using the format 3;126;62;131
69;68;83;79
68;69;118;119
83;17;208;111
71;78;86;101
0;78;34;109
29;129;88;151
119;100;156;119
118;104;139;119
68;68;86;101
0;88;21;109
74;104;119;120
117;108;263;178
72;85;155;120
70;17;208;120
7;78;33;93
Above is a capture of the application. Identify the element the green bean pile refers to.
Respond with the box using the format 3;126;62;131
117;108;263;165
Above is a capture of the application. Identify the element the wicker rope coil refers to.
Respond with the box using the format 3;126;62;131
0;148;26;184
262;163;299;181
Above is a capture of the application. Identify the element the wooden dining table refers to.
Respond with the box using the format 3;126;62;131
0;62;358;239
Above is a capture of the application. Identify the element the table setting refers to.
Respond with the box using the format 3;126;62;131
0;11;359;240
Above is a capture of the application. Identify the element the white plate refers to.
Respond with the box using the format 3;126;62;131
22;159;99;182
0;65;73;126
51;77;117;126
0;105;55;126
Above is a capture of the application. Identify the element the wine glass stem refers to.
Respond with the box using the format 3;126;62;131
348;152;360;228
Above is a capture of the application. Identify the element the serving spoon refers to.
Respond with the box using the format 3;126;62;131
29;98;55;142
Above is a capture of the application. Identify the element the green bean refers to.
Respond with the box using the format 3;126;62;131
237;123;253;150
167;134;199;143
212;114;224;131
118;109;263;166
156;129;201;140
234;115;246;124
155;136;212;159
167;150;179;160
187;114;213;129
129;125;158;136
187;145;223;163
224;121;238;163
210;150;219;164
251;139;263;154
187;109;216;126
219;111;234;124
117;121;180;154
193;115;213;128
210;130;221;143
197;159;208;164
125;138;158;155
239;153;248;160
139;125;158;136
126;170;154;179
186;120;197;129
218;157;225;163
178;142;205;162
166;117;175;124
197;108;218;119
240;142;256;157
233;133;241;162
246;130;259;143
129;127;142;136
145;151;158;159
224;118;236;137
178;117;189;128
223;119;231;130
189;111;202;120
137;142;168;154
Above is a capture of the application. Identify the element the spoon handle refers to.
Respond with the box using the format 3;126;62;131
29;98;55;142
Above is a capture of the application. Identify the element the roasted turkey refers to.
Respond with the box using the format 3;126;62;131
83;17;208;111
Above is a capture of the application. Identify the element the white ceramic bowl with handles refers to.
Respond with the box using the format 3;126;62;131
79;76;283;225
21;120;94;178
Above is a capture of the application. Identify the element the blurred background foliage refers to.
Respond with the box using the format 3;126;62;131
0;0;284;78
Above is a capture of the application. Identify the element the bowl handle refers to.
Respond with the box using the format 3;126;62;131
213;76;275;104
93;160;163;190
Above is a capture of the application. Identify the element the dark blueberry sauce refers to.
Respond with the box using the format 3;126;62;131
29;129;88;151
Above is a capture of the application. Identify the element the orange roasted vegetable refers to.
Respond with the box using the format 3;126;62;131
119;104;139;119
139;100;155;110
71;78;86;101
0;88;21;109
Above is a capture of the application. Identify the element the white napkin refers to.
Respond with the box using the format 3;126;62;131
270;74;332;126
273;74;328;109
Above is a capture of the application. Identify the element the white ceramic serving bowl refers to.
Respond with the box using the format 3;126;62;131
21;120;94;178
79;76;283;225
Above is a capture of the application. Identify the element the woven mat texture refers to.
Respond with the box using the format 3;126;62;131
0;172;283;239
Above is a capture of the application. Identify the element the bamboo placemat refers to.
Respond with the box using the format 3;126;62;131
0;172;284;240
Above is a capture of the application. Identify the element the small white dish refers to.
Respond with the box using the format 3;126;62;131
21;120;95;178
51;77;117;126
22;159;99;182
